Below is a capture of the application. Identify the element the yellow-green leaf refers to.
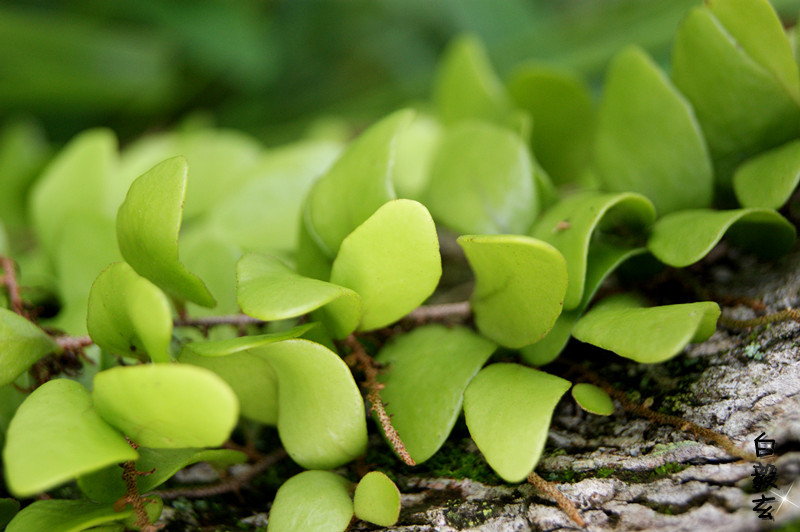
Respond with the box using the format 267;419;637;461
267;471;353;532
354;472;401;527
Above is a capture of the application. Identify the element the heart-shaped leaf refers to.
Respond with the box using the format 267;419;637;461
116;156;215;307
92;364;239;448
87;262;173;363
6;500;132;532
647;208;796;267
79;447;247;503
330;199;441;332
733;139;800;209
422;121;537;235
237;253;361;338
530;191;656;309
594;45;713;215
0;307;60;388
463;363;570;483
458;234;567;348
4;379;138;497
375;325;496;463
304;109;412;257
256;339;367;469
354;471;401;527
507;63;594;186
572;383;614;416
572;294;720;363
267;471;353;532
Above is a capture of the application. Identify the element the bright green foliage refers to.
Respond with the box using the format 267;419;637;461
236;253;361;338
734;140;800;209
0;307;60;387
304;109;412;257
0;119;49;234
572;383;614;416
267;471;353;532
459;234;567;348
463;363;570;483
79;447;246;503
353;471;401;527
507;63;594;186
179;324;313;357
116;156;215;307
573;294;720;363
256;339;367;469
531;191;655;310
594;46;713;215
92;364;239;448
393;114;442;200
423;121;537;235
375;325;496;463
647;208;796;267
6;500;133;532
178;230;241;317
87;262;173;363
4;379;138;497
331;199;441;331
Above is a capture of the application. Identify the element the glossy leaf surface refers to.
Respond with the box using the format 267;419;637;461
458;235;567;348
572;383;614;416
116;156;215;307
733;139;800;209
354;472;401;527
330;200;441;331
0;307;60;387
237;253;360;338
4;379;138;497
423;121;537;235
463;364;570;483
594;46;712;215
87;262;173;363
375;325;496;463
572;294;720;363
6;500;132;532
530;191;655;309
267;471;353;532
92;364;239;448
647;208;796;267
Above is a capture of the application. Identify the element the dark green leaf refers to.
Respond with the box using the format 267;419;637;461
6;500;132;532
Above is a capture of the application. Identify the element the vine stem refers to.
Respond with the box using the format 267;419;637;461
56;335;93;351
0;255;25;316
403;301;471;324
343;335;416;466
173;314;265;328
527;471;585;528
117;438;160;531
718;308;800;330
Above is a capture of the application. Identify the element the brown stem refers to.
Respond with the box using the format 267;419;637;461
718;308;800;330
403;301;471;325
153;449;287;500
174;314;265;328
55;335;94;351
527;471;585;528
116;438;159;531
344;335;416;466
0;255;25;316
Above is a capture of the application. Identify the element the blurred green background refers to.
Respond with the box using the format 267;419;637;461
1;0;799;146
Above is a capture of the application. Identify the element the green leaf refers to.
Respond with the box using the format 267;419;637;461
594;46;713;215
433;35;512;125
330;200;441;331
458;235;567;348
572;294;720;363
87;262;173;363
178;228;241;317
295;214;333;281
6;500;132;532
0;307;60;387
375;325;496;463
393;114;442;200
92;364;239;448
671;4;800;195
255;339;367;469
422;121;537;235
29;128;115;257
733;139;800;209
116;156;215;307
571;383;614;416
647;208;796;267
530;191;656;309
507;63;594;186
0;118;50;233
0;498;19;529
267;471;353;532
4;379;138;497
179;324;314;358
353;471;401;527
79;447;247;503
237;253;361;338
463;363;570;483
304;109;412;257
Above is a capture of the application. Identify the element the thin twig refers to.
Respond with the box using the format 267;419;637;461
174;314;266;328
527;471;585;528
403;301;471;324
116;438;160;531
55;335;94;351
344;335;416;466
0;255;25;316
718;308;800;330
